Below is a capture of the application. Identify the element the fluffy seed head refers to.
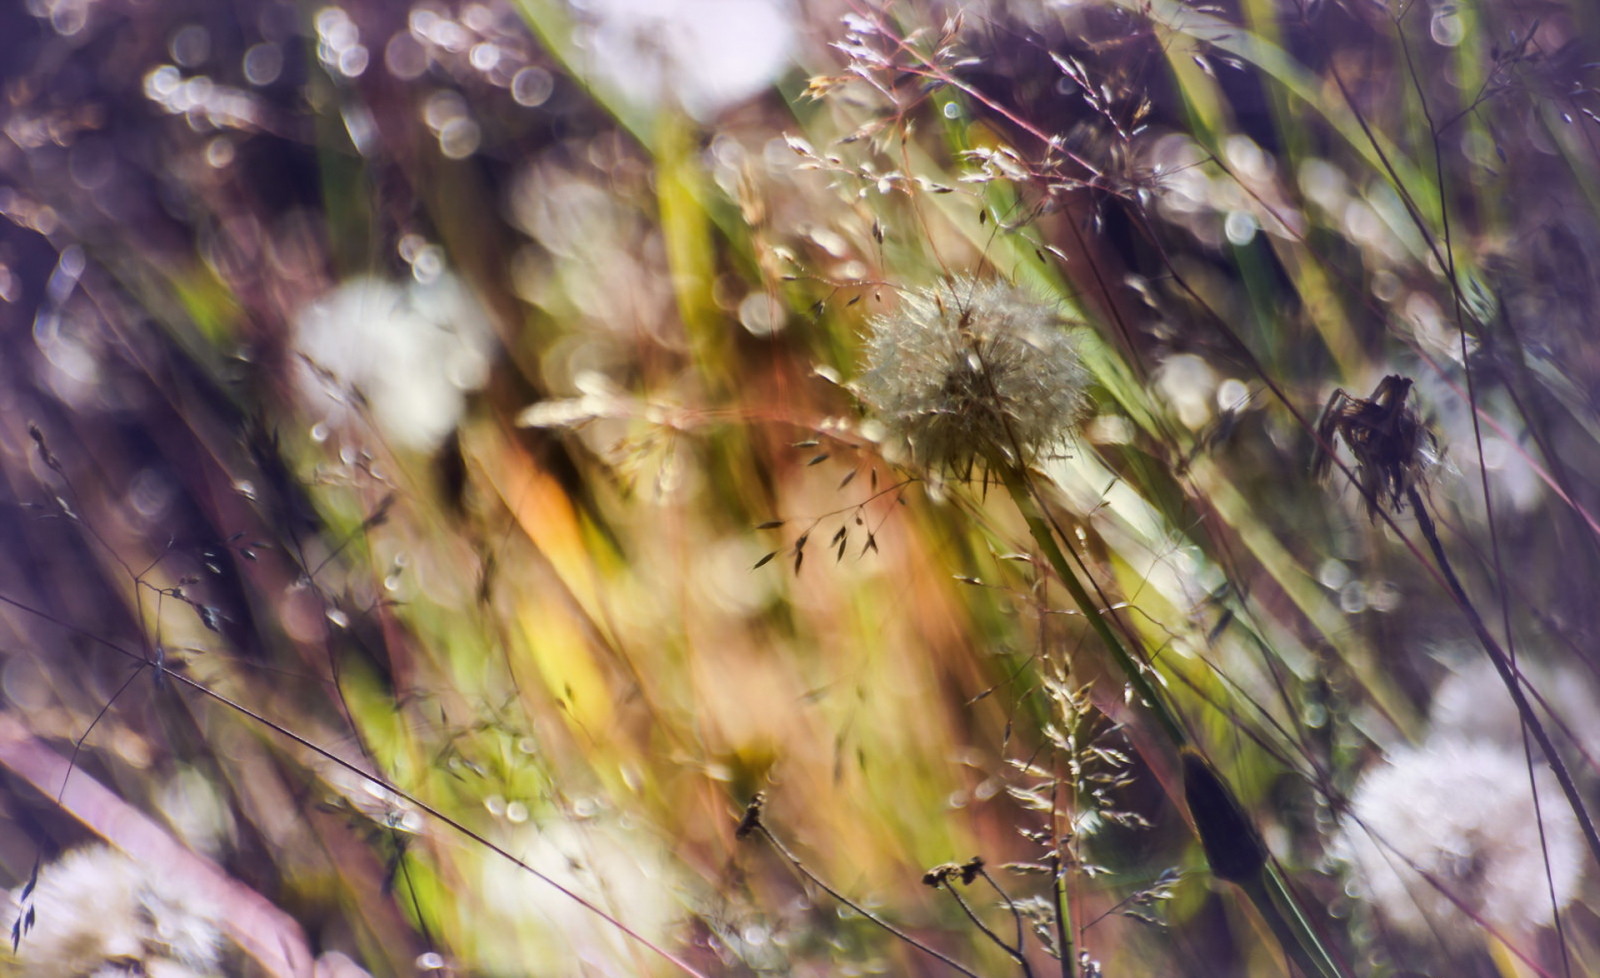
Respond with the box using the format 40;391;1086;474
1331;739;1583;951
3;844;225;977
855;277;1090;475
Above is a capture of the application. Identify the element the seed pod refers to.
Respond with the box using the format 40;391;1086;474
1181;747;1267;883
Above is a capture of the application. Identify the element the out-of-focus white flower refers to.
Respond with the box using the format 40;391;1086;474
158;766;236;856
856;277;1091;475
573;0;795;121
471;816;681;974
1430;655;1600;761
292;272;494;452
1153;353;1219;430
1411;371;1545;516
1331;739;1583;951
2;844;224;977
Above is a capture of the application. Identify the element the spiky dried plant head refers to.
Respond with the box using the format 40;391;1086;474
856;277;1091;476
1312;374;1437;521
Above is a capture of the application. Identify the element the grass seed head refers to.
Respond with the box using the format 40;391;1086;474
856;277;1091;476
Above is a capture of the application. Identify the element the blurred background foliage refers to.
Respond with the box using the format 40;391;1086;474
1;0;1599;975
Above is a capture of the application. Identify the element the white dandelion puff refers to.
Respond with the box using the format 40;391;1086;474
2;844;225;977
575;0;796;122
855;277;1091;475
1331;738;1583;952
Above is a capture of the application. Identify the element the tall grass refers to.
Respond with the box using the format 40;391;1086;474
0;0;1597;975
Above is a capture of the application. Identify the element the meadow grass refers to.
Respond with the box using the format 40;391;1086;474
0;0;1598;976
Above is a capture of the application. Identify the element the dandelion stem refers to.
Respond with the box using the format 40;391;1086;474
997;466;1187;747
1240;870;1344;978
1406;485;1600;870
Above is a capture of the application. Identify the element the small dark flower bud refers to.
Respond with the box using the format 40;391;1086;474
1181;747;1267;883
735;792;765;839
922;863;959;887
958;856;984;885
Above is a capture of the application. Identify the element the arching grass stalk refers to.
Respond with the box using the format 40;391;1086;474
925;859;1037;978
738;795;985;978
997;463;1343;978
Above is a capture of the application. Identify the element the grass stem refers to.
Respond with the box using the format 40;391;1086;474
1406;485;1600;870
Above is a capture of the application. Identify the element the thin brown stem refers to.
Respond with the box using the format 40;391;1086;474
752;822;983;978
936;874;1036;978
1406;485;1600;870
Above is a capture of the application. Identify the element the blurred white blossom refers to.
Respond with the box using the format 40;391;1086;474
1332;738;1583;951
473;817;681;974
293;272;494;451
1153;353;1219;430
1430;655;1600;761
573;0;795;121
1412;372;1546;516
856;277;1090;475
2;844;224;977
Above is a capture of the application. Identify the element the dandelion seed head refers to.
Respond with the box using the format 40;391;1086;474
1331;739;1583;951
855;277;1090;475
3;844;224;977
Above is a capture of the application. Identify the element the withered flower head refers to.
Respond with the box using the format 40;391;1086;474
856;277;1091;476
1312;374;1436;520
